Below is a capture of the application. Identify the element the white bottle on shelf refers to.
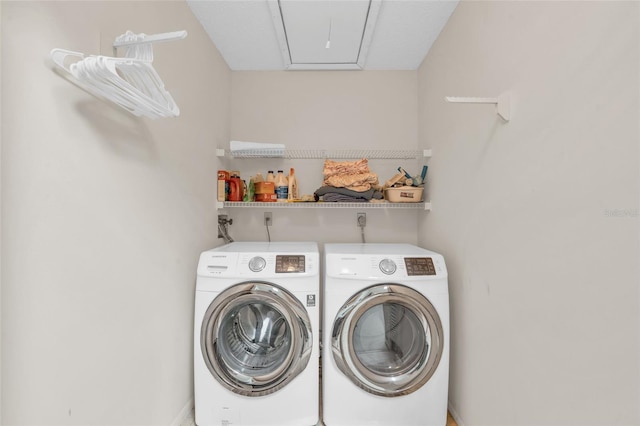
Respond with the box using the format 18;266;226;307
275;170;288;202
288;168;298;200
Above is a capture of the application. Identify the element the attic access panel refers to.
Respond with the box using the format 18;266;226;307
269;0;381;70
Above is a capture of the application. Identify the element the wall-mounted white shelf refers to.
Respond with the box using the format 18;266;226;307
217;201;431;210
445;92;511;122
217;148;432;160
112;30;187;48
216;147;432;211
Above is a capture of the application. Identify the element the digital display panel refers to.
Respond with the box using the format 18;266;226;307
404;257;436;276
276;255;306;273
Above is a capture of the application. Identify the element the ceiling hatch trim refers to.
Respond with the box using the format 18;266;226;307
267;0;382;70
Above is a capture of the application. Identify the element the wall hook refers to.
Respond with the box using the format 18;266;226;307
445;91;511;122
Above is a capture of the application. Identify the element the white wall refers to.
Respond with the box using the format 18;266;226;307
0;1;3;421
5;2;638;425
226;71;422;246
1;1;230;424
417;2;639;425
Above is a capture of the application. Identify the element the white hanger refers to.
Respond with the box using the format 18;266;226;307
52;50;160;117
50;30;185;119
113;32;174;114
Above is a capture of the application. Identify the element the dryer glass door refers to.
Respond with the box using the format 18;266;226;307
331;283;443;397
201;281;312;396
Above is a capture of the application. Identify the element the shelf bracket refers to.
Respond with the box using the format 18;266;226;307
112;30;187;48
445;92;510;122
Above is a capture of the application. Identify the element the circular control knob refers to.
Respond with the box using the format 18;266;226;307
248;256;266;272
379;259;397;275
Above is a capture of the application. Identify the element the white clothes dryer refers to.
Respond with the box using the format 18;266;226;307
194;242;320;426
323;243;449;426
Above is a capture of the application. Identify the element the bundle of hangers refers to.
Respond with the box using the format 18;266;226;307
50;30;186;119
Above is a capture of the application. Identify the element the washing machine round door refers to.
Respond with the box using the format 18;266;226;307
201;281;313;396
331;283;443;397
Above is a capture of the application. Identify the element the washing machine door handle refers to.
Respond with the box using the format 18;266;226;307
331;283;444;397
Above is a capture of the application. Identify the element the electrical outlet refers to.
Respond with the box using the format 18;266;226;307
264;212;273;226
357;212;366;227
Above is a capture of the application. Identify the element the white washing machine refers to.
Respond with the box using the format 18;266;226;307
194;242;320;426
323;243;449;426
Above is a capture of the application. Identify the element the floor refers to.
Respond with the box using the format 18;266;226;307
447;411;458;426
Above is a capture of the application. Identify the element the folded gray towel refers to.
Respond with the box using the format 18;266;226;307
322;193;368;203
314;186;383;200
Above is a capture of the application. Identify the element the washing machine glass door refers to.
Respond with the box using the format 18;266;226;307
201;281;313;396
331;283;443;397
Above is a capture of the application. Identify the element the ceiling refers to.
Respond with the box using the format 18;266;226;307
187;0;459;71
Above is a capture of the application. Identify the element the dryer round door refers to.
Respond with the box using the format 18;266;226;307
331;283;443;397
201;281;313;396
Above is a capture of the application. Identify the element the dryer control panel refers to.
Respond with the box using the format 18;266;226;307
404;257;436;276
324;244;447;281
326;254;446;280
379;257;437;276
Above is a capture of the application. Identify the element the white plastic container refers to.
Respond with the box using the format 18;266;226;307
384;186;423;203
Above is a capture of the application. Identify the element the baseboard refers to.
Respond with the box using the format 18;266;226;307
171;398;194;426
448;399;465;426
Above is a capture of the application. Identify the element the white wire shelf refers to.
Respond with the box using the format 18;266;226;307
217;201;431;210
217;149;432;160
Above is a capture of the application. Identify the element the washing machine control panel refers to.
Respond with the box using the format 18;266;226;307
275;255;306;273
404;257;437;276
198;243;319;280
249;255;307;273
379;259;397;275
237;253;316;276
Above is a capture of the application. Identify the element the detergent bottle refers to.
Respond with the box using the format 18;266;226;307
228;173;244;202
275;170;288;202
